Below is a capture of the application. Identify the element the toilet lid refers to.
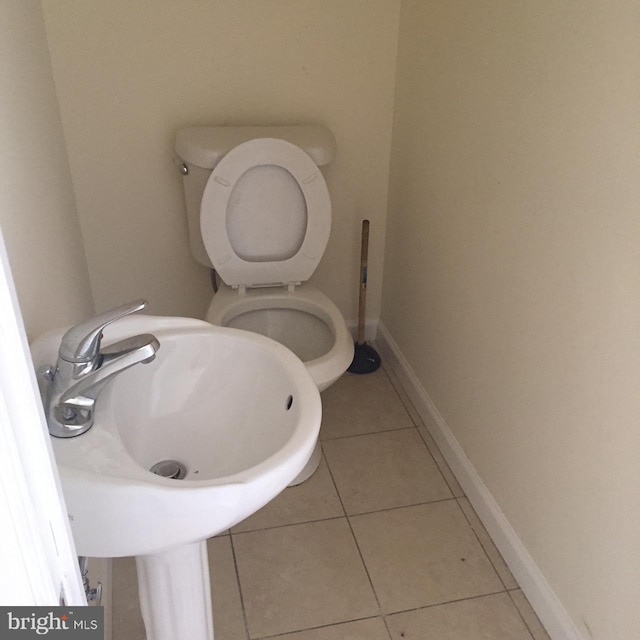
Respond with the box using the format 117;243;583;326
200;138;331;287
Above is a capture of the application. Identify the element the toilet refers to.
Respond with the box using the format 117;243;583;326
175;125;354;484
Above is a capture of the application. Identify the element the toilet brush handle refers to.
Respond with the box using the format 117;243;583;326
357;220;370;345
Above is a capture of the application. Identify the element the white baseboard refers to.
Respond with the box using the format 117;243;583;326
376;321;584;640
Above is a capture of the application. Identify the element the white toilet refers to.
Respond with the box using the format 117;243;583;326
175;125;354;484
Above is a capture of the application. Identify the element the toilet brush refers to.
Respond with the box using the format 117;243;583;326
348;219;381;374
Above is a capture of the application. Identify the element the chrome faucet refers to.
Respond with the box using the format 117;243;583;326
39;299;160;438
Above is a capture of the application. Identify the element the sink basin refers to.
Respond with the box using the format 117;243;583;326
32;314;321;640
30;314;322;558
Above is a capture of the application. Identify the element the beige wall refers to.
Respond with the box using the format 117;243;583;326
41;0;400;321
382;1;640;638
0;0;93;339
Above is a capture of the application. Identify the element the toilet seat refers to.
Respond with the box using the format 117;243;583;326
200;138;331;288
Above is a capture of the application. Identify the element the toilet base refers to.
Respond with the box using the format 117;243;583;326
288;439;322;486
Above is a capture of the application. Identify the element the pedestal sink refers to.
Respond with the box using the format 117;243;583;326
31;315;322;640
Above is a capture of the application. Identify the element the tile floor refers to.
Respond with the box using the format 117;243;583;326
112;363;551;640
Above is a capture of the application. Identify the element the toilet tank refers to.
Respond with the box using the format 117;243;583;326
175;125;336;268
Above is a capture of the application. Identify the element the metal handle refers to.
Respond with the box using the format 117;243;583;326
59;299;148;363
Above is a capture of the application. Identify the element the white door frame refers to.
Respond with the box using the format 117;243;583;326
0;227;85;606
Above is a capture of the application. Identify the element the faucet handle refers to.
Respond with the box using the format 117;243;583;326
59;299;148;364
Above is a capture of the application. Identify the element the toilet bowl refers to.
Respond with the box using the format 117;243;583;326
176;126;354;484
206;283;353;392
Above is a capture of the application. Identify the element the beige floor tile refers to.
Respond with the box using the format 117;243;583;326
320;370;413;440
231;456;344;533
417;425;465;498
323;429;452;515
510;590;552;640
112;557;145;640
457;497;519;590
232;518;379;638
208;536;248;640
267;617;390;640
350;502;504;613
386;593;533;639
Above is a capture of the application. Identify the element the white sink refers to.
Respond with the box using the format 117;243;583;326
31;315;322;639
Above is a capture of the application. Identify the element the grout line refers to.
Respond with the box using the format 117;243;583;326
346;496;460;519
228;533;252;640
453;497;510;592
507;590;538;640
231;496;471;535
252;615;387;640
231;514;347;536
230;452;346;536
421;441;460;498
384;367;423;428
409;423;459;499
342;511;388;630
415;423;465;498
322;447;387;624
380;612;395;638
383;589;512;618
381;367;419;426
320;424;416;442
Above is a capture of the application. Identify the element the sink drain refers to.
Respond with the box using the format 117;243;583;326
150;459;187;479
